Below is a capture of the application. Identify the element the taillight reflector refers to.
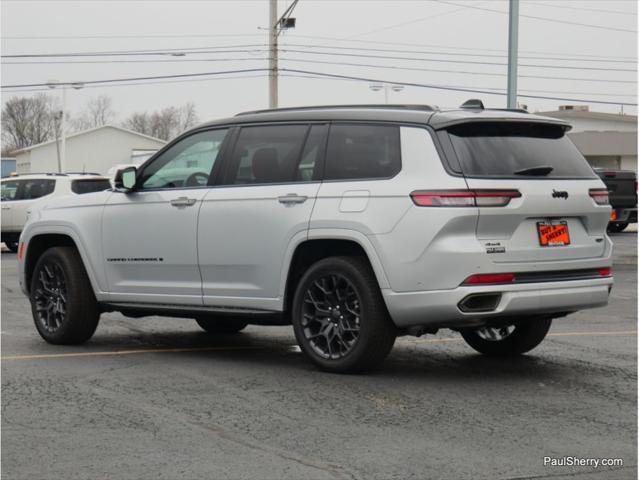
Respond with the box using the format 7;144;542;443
18;241;25;260
589;189;609;206
410;189;521;207
462;273;515;285
598;267;611;277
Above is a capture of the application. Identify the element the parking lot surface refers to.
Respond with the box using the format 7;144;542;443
1;233;637;480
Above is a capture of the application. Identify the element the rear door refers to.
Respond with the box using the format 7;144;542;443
444;121;609;263
198;123;326;310
12;178;56;230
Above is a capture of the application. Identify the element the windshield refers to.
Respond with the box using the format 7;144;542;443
447;122;597;179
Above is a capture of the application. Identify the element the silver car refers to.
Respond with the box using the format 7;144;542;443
17;103;613;373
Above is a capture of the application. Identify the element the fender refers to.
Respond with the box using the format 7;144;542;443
20;222;108;301
278;228;392;302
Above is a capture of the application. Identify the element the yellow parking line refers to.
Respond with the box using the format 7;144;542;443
548;330;637;337
0;345;265;361
1;331;636;361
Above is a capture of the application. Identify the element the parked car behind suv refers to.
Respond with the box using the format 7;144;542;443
17;103;613;373
594;168;637;233
2;173;110;252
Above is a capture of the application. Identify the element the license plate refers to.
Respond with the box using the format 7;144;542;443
537;221;570;247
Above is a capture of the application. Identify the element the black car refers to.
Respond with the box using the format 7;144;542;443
594;168;637;233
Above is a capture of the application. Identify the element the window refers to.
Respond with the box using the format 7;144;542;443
325;124;401;180
1;180;20;201
139;129;229;189
447;122;597;179
20;179;55;200
71;179;112;194
225;125;310;185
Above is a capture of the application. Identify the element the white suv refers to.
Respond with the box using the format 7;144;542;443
17;103;614;373
2;173;110;252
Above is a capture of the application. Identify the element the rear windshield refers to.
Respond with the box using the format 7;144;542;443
71;179;111;194
446;122;597;179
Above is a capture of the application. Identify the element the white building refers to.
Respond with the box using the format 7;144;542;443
14;125;166;175
537;106;637;172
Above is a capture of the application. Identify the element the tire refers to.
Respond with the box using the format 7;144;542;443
30;246;100;344
195;316;248;334
292;256;397;373
5;241;19;253
460;317;552;356
607;222;628;233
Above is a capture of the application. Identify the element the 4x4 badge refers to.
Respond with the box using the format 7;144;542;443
552;190;569;199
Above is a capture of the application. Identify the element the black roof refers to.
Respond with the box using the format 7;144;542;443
196;104;571;131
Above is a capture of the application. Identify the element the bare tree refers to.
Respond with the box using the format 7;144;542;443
73;95;116;131
1;94;58;153
122;103;199;141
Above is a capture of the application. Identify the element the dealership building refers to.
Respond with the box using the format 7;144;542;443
538;106;637;172
14;125;166;175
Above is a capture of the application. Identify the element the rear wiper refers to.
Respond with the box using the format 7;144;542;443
514;165;554;176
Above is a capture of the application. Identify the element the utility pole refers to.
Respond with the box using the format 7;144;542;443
268;0;299;108
47;81;84;172
507;0;519;109
60;85;67;173
269;0;278;108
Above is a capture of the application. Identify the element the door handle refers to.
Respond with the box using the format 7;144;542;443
170;197;197;208
278;194;308;205
1;206;10;210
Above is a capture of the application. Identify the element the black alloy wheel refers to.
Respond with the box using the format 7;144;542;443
301;273;361;360
292;256;396;373
33;261;68;334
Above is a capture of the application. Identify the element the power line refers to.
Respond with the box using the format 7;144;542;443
4;54;636;85
2;67;636;106
3;31;635;61
4;46;636;73
522;1;637;17
5;72;635;102
4;42;636;65
434;0;637;34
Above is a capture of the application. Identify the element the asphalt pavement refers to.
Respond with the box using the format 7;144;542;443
1;233;637;480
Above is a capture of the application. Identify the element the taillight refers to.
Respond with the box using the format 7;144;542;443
462;273;515;285
410;189;521;207
18;241;25;260
598;267;612;277
589;188;609;206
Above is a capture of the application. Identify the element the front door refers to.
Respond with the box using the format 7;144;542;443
198;124;327;311
102;128;230;305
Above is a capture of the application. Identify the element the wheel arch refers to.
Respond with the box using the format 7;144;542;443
23;228;103;298
281;230;391;318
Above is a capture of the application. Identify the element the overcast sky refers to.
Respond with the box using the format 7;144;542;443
1;0;637;125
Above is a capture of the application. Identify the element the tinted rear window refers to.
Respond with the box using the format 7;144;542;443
21;179;56;199
447;122;597;179
71;179;111;194
325;124;401;180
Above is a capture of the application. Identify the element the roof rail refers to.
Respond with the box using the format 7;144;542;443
6;172;68;177
236;104;437;116
5;171;104;178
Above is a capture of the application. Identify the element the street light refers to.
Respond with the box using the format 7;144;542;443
47;80;84;172
369;83;404;104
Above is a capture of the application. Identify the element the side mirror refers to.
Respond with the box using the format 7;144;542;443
114;166;137;192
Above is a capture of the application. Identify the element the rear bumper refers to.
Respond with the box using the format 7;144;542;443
383;276;613;329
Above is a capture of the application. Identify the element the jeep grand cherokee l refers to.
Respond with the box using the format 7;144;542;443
17;103;613;373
